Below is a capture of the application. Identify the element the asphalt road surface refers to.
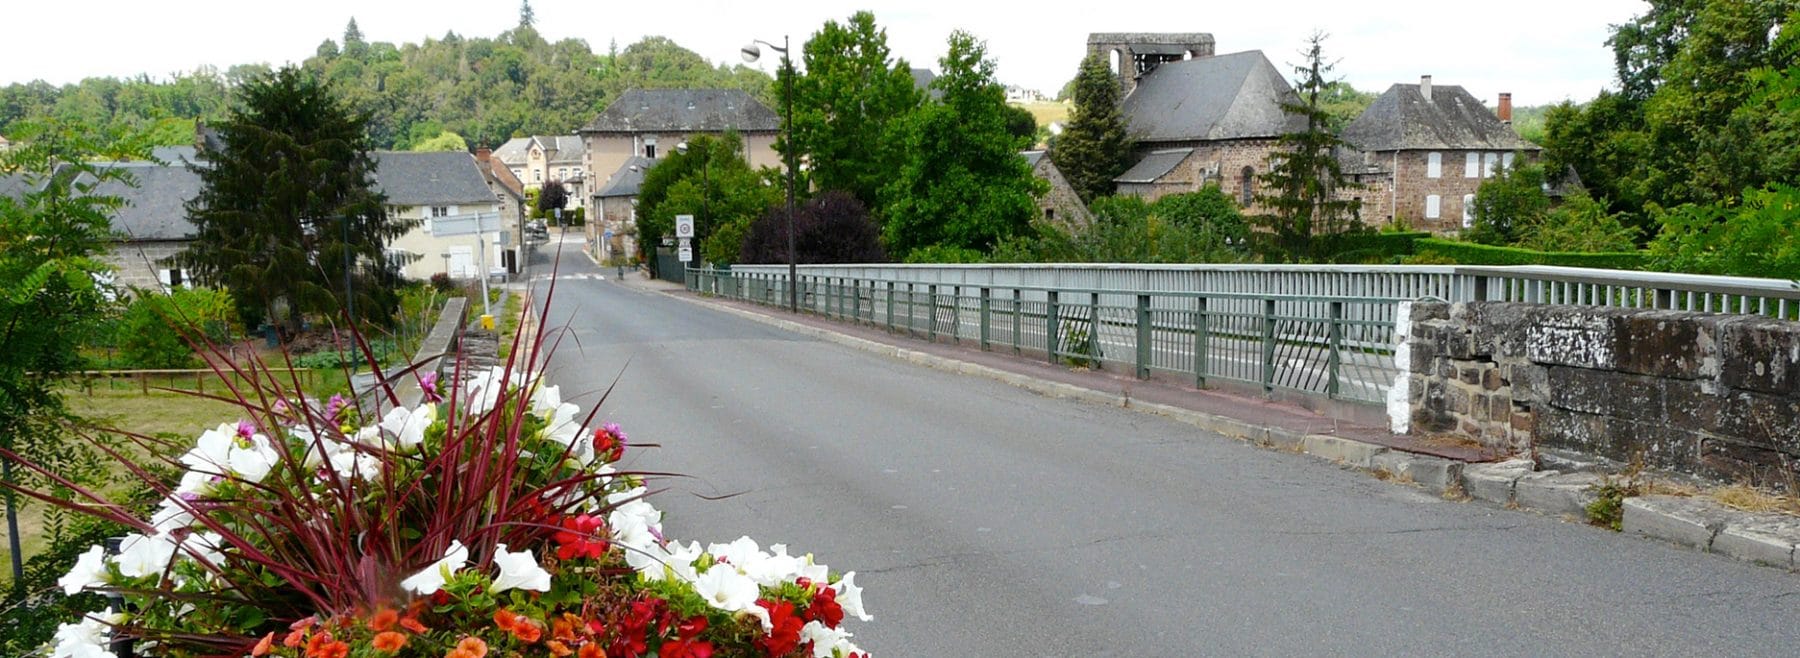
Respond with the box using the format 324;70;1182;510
526;248;1800;657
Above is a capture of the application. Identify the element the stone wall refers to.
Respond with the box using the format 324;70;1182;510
1406;302;1800;485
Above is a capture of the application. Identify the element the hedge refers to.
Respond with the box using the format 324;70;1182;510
1413;238;1648;270
1318;231;1431;263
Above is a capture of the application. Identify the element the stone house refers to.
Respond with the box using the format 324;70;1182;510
1095;35;1304;212
473;146;529;271
1022;150;1092;230
494;135;588;204
88;161;205;292
1340;77;1539;233
577;88;782;228
591;156;652;263
375;151;505;281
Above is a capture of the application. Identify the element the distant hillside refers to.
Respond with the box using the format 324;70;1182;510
0;24;773;150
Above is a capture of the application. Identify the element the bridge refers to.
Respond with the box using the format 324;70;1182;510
526;243;1800;654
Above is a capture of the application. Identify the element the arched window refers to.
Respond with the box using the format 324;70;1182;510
1239;166;1255;206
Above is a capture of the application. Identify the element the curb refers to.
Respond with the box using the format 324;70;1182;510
651;286;1800;573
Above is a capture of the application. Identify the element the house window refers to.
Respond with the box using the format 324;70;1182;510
1462;194;1475;227
1484;153;1500;177
1502;152;1516;171
1465;152;1479;178
1239;166;1255;206
558;167;567;181
432;206;449;218
1427;152;1442;178
644;136;658;159
158;268;191;290
534;169;542;182
1044;207;1055;221
1425;194;1441;219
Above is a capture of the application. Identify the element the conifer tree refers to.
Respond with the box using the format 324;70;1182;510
1051;53;1134;203
176;67;412;333
1253;34;1364;263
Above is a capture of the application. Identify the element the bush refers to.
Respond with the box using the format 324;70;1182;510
740;191;885;264
1413;238;1648;270
114;288;241;369
428;272;456;293
1517;192;1640;253
1314;231;1429;263
1649;184;1800;280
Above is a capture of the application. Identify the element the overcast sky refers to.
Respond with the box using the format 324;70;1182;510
1;0;1647;106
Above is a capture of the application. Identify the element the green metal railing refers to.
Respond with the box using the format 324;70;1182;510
689;267;1407;406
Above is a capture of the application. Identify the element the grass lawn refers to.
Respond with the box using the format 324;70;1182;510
1015;100;1071;130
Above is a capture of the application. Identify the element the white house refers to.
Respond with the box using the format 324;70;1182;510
375;151;506;281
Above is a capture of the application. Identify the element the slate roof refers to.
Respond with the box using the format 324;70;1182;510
1121;51;1303;143
371;151;496;206
151;145;201;164
1341;83;1538;152
542;135;584;163
1115;148;1193;183
475;150;526;201
89;162;204;242
596;157;654;198
1022;150;1047;169
582;89;780;133
494;137;533;165
0;172;36;201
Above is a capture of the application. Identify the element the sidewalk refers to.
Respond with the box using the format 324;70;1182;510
610;272;1800;572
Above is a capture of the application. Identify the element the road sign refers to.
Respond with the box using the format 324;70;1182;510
428;212;505;237
675;214;695;238
603;230;614;240
679;245;694;262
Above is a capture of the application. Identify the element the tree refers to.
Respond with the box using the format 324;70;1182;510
537;179;569;224
519;0;535;28
342;18;367;59
409;130;468;152
880;31;1045;259
785;11;924;211
0;119;141;591
740;190;885;264
1467;160;1550;245
1253;34;1365;263
1050;52;1133;203
1650;184;1800;279
175;67;411;334
1516;192;1640;253
636;133;781;268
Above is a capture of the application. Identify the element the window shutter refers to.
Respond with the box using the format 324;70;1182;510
1465;152;1479;178
1462;194;1475;227
1427;152;1442;178
1425;195;1441;219
1484;153;1499;177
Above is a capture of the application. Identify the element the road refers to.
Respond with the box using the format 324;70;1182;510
526;247;1800;657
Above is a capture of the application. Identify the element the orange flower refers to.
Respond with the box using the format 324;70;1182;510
372;631;409;653
309;640;349;658
577;643;605;658
552;614;580;642
510;618;543;644
493;608;520;631
369;608;400;632
401;616;429;634
546;640;573;657
456;636;489;658
251;633;275;656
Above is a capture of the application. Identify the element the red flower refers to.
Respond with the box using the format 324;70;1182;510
805;586;845;629
612;598;664;657
554;514;610;560
593;424;627;462
661;637;715;658
755;600;804;657
371;631;408;653
368;608;399;632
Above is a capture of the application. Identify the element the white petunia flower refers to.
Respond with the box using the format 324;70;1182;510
115;533;177;579
226;433;279;483
180;532;227;567
378;404;433;451
801;620;855;658
626;539;702;583
707;536;765;571
401;540;469;595
50;612;121;658
178;424;235;475
530;382;562;415
490;543;552;593
58;545;108;596
691;563;759;612
743;543;804;587
835;571;872;622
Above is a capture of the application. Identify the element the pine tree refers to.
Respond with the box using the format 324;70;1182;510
1051;53;1134;203
1253;34;1364;263
175;67;413;333
519;0;535;28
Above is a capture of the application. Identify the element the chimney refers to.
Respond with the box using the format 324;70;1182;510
1498;93;1513;125
475;146;493;162
1420;75;1433;101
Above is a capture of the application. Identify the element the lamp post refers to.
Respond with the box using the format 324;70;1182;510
742;36;798;313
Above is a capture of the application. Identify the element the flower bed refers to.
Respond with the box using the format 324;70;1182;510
22;362;872;657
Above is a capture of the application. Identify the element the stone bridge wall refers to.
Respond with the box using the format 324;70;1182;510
1405;302;1800;485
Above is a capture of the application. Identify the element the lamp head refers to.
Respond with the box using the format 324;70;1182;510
675;141;689;154
740;43;762;63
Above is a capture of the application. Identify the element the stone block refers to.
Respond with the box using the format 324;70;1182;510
1662;380;1726;436
1370;451;1464;492
1716;391;1800;452
1482;368;1504;391
1408;342;1437;375
1544;366;1661;417
1408;301;1451;324
1526;310;1618;369
1301;435;1388;468
1621;495;1732;551
1458;365;1482;386
1713;515;1800;569
1446;385;1472;416
1443;327;1477;360
1614;311;1708;379
1507;363;1548;403
1513;471;1603;516
1263;427;1306;452
1696;437;1798;486
1479;303;1535;359
1461;459;1534;505
1536;407;1701;472
1717;317;1800;396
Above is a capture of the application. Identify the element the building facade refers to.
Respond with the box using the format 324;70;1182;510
374;151;506;281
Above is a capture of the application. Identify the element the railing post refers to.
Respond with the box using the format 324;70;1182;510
1194;296;1209;388
886;281;896;332
1261;298;1277;393
1046;290;1061;364
1135;294;1152;379
1012;289;1022;355
927;284;939;342
1089;293;1102;365
905;282;916;336
979;287;992;351
950;286;961;343
1327;300;1343;400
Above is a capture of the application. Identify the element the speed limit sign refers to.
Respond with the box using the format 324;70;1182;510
675;214;695;238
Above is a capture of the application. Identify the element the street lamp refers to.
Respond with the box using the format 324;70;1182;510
742;36;799;313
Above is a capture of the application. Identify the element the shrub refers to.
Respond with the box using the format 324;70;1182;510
428;272;456;293
740;191;886;265
1413;238;1648;270
114;288;241;369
